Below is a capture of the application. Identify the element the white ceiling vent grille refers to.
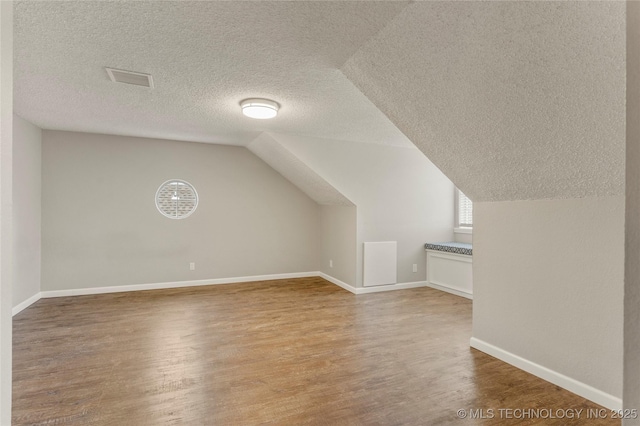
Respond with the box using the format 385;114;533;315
155;180;198;219
106;67;154;88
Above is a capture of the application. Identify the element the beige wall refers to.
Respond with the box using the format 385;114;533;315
473;196;624;401
273;133;454;287
319;205;356;285
0;1;12;422
41;131;320;291
626;2;640;422
13;115;41;307
454;232;472;244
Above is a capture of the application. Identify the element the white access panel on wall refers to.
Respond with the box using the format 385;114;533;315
363;241;397;287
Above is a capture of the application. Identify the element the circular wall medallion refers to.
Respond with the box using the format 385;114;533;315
155;179;198;219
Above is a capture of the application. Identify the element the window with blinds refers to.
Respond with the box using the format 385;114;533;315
456;189;473;228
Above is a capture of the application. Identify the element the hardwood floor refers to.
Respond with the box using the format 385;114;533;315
13;278;618;425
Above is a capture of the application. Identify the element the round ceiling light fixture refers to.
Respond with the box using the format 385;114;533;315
240;98;279;119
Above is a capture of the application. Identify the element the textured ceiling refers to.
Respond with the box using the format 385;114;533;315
15;1;626;203
343;1;625;202
248;133;353;206
14;0;412;147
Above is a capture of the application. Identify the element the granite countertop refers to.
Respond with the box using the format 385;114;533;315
424;241;472;256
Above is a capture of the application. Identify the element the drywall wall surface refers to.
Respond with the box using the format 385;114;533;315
13;114;40;308
342;1;624;202
272;133;453;287
626;2;640;422
319;205;356;286
473;196;624;399
0;2;13;422
247;133;353;206
454;232;472;245
41;131;320;291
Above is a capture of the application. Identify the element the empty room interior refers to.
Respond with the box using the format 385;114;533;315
2;1;640;425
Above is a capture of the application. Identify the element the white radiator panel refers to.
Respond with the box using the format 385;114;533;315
363;241;397;287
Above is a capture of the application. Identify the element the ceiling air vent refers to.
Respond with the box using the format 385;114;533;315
105;67;154;88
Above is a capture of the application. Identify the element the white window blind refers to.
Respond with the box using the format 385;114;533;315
457;189;473;228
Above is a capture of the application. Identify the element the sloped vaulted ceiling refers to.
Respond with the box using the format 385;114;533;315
248;132;353;206
15;1;625;204
14;1;412;148
342;1;625;202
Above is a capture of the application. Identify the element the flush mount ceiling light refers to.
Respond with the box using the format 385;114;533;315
240;98;279;119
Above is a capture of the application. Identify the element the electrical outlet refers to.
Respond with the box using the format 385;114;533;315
190;262;196;271
412;264;417;273
329;260;333;268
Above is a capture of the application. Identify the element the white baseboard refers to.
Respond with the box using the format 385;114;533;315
12;292;42;316
425;282;473;299
23;272;428;314
40;271;319;298
317;273;428;295
470;337;622;410
356;280;428;294
318;272;357;294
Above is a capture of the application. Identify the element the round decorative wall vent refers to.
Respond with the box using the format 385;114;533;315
155;179;198;219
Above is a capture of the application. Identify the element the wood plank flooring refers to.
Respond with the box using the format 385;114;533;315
13;277;619;425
